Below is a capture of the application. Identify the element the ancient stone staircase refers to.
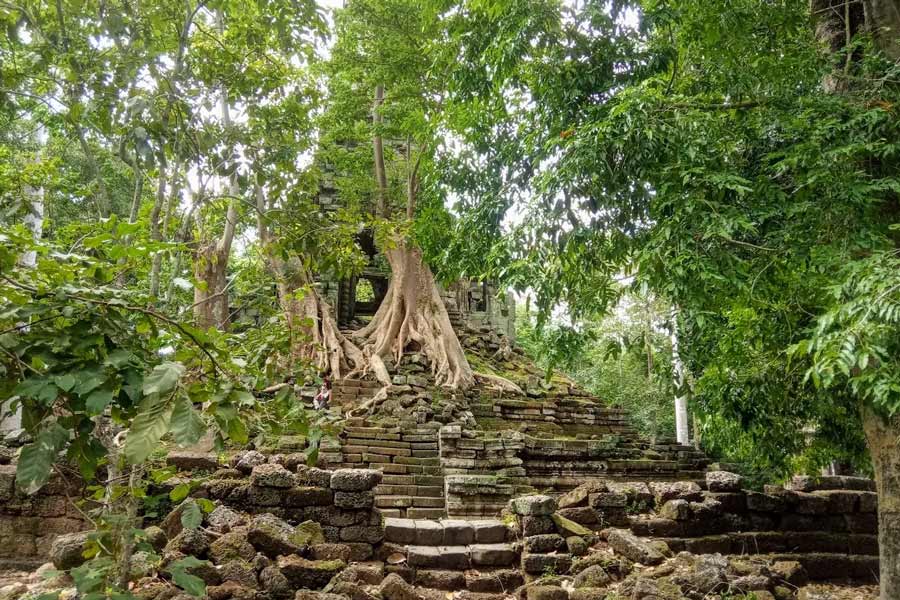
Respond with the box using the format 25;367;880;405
323;423;447;518
380;517;524;593
330;379;381;412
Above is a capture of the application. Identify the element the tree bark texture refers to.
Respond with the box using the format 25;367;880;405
862;405;900;600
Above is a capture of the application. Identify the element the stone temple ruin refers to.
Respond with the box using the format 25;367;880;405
0;292;882;600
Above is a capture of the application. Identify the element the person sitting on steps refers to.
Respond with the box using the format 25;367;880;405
313;376;332;411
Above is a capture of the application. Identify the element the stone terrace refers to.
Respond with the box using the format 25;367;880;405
321;424;446;519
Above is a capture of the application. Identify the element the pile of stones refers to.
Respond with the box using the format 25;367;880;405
506;492;813;600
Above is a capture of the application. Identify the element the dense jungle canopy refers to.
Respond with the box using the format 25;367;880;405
2;0;900;597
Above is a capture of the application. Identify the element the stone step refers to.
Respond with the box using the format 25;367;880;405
375;495;446;509
374;485;444;497
728;553;878;583
384;518;510;545
406;543;518;569
382;474;445;486
407;508;448;519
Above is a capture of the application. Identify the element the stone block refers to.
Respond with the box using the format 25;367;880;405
793;492;830;515
283;486;333;507
524;534;565;554
384;518;416;544
510;495;557;516
588;492;626;509
331;469;383;492
464;568;523;593
413;569;466;590
472;520;509;543
521;516;557;537
167;451;221;472
521;552;572;575
648;481;702;504
277;555;346;590
441;520;474;545
296;466;333;488
556;507;600;526
705;471;742;492
526;586;568;600
407;545;470;569
414;519;444;545
340;525;384;544
606;529;664;565
334;491;375;509
470;543;517;566
658;499;691;521
251;464;296;488
379;573;421;600
746;491;786;513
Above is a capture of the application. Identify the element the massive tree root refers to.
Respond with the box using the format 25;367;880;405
273;258;367;382
353;241;476;390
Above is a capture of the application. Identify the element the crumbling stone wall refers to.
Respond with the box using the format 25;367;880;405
470;394;638;437
554;472;879;582
439;426;710;517
0;464;88;569
195;454;386;561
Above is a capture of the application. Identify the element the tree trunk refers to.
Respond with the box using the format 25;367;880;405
354;240;475;389
373;84;388;218
861;405;900;600
864;0;900;60
255;181;365;380
670;307;690;445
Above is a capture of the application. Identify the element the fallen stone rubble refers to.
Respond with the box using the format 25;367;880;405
0;462;881;600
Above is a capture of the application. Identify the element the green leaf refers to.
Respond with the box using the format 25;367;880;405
196;497;215;513
169;556;208;597
170;394;206;446
124;393;174;464
14;378;59;405
85;387;114;414
142;362;185;397
180;499;202;530
74;372;106;395
54;374;76;392
16;423;69;494
169;483;191;502
105;349;135;368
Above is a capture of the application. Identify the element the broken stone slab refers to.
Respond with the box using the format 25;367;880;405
705;470;743;492
509;495;557;516
606;528;665;566
167;451;221;472
648;481;703;505
573;565;611;589
658;499;692;521
49;531;91;570
525;585;568;600
248;513;300;557
379;573;423;600
551;513;593;537
331;469;383;492
232;450;267;474
277;555;346;589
